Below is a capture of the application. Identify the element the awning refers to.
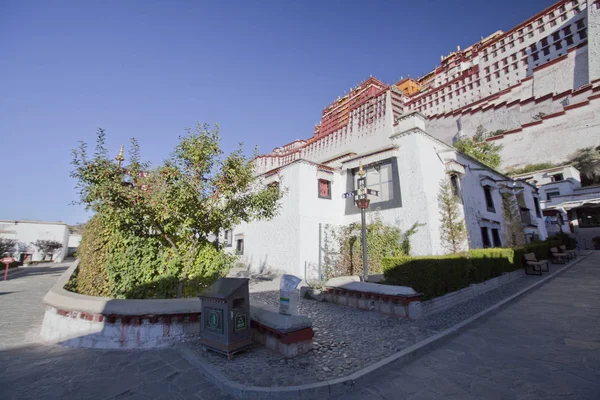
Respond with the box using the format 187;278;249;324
445;160;466;175
546;198;600;211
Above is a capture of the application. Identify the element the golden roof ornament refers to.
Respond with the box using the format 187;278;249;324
358;161;366;177
115;144;125;168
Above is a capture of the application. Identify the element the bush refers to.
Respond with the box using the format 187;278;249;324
383;245;554;300
75;216;112;297
382;254;469;300
547;233;576;250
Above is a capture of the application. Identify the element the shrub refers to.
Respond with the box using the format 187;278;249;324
547;233;576;250
382;254;471;300
75;216;112;297
383;247;538;300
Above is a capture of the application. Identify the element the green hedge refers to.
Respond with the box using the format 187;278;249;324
383;241;564;300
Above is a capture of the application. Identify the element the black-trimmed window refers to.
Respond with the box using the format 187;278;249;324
483;186;496;213
318;179;331;199
481;227;491;248
547;191;560;200
551;173;564;182
450;174;462;201
491;228;502;247
533;197;542;218
224;230;233;247
345;158;401;214
235;239;244;255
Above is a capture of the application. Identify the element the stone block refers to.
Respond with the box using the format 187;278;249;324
408;301;423;320
250;302;311;333
393;305;407;317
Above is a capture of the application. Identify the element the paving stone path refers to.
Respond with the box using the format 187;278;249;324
339;252;600;400
0;262;234;400
186;259;577;386
1;256;598;399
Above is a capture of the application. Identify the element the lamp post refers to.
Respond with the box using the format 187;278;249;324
356;162;370;282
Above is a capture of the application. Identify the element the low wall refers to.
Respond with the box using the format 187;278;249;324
322;277;423;319
40;261;203;349
422;268;526;316
249;302;313;358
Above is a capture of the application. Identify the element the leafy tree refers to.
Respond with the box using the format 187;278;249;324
455;124;503;170
0;237;17;257
33;240;63;260
567;146;600;186
323;214;421;278
500;190;526;247
71;125;282;297
438;177;468;254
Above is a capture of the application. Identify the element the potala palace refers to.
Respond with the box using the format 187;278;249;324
226;0;600;279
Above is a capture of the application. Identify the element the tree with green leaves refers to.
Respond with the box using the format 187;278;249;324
567;146;600;186
0;236;17;257
454;125;503;170
438;177;468;254
500;190;526;247
71;124;282;298
324;213;421;278
33;240;63;260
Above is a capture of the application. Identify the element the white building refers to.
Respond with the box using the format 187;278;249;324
228;113;547;279
0;220;70;263
512;165;600;248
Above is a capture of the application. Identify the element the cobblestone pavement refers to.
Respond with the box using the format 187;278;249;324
339;252;600;400
0;262;234;400
184;260;577;387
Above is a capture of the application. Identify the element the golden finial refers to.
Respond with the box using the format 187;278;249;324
358;161;366;177
115;144;125;168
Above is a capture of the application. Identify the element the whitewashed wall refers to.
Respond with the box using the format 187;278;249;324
0;220;69;262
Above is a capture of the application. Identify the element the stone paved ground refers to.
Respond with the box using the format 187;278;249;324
184;259;577;386
339;252;600;400
0;262;234;400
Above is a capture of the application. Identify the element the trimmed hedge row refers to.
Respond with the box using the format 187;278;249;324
382;241;564;300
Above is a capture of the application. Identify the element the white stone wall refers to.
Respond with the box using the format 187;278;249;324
0;220;69;262
588;0;600;82
496;97;600;170
40;306;200;349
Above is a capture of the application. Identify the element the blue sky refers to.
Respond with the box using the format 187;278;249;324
0;0;555;224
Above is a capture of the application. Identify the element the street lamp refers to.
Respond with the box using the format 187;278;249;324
356;162;370;282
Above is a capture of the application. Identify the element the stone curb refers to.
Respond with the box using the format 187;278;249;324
176;253;592;400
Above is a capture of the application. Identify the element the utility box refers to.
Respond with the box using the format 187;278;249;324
198;278;252;359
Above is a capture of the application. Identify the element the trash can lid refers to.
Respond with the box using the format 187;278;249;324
198;277;249;300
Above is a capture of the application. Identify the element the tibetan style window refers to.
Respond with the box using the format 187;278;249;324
318;179;331;199
235;238;244;255
224;230;233;247
450;174;462;202
481;227;491;248
546;191;560;200
533;197;542;218
345;158;401;214
491;228;502;247
483;185;496;213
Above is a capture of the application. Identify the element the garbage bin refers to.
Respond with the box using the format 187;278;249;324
198;277;252;359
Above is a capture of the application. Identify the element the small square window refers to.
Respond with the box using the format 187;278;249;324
318;179;331;199
566;35;574;45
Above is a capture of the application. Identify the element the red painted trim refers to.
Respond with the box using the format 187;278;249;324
588;93;600;101
506;99;520;108
572;84;592;96
542;110;566;120
564;100;590;110
552;89;572;100
486;134;506;141
492;101;506;110
521;76;534;82
532;53;568;73
502;127;523;136
535;93;553;103
521;120;544;129
520;96;535;105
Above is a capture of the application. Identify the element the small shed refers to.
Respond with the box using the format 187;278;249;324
198;278;252;359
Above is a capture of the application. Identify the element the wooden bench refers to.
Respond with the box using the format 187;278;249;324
523;253;549;275
550;247;569;264
560;245;576;260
